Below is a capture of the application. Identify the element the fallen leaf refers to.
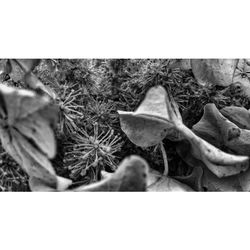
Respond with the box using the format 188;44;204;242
192;103;250;156
176;137;249;178
118;112;171;147
220;106;250;130
0;84;59;186
191;59;238;87
118;86;181;147
164;89;249;178
72;155;149;192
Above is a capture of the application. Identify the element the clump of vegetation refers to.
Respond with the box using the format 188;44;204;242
64;122;122;183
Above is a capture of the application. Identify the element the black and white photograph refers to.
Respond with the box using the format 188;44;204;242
1;59;250;192
2;1;250;250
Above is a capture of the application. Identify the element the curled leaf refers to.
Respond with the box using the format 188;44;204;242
118;86;181;147
193;103;250;156
118;111;170;147
220;106;250;130
191;59;238;87
164;89;249;178
176;134;249;178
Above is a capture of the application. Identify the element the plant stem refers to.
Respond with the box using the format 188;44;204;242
160;141;168;176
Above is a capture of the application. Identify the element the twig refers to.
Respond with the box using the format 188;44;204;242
160;141;168;176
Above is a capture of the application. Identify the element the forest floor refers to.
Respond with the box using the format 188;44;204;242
0;59;249;191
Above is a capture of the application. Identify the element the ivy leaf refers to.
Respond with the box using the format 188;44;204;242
0;84;59;187
191;59;238;87
147;169;193;191
118;86;181;147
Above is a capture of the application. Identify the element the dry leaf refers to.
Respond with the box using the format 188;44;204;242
193;103;250;156
118;86;181;147
220;106;250;130
191;59;238;87
120;85;249;179
118;112;170;147
164;89;249;178
176;143;245;191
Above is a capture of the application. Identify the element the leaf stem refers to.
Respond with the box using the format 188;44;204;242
160;141;168;176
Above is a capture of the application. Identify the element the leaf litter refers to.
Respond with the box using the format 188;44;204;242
1;59;250;191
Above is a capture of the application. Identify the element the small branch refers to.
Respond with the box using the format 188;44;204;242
160;141;168;176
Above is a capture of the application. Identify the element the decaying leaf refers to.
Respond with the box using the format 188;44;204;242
191;59;238;87
147;169;193;191
0;84;59;187
72;155;149;191
118;86;181;147
220;106;250;130
192;103;250;156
